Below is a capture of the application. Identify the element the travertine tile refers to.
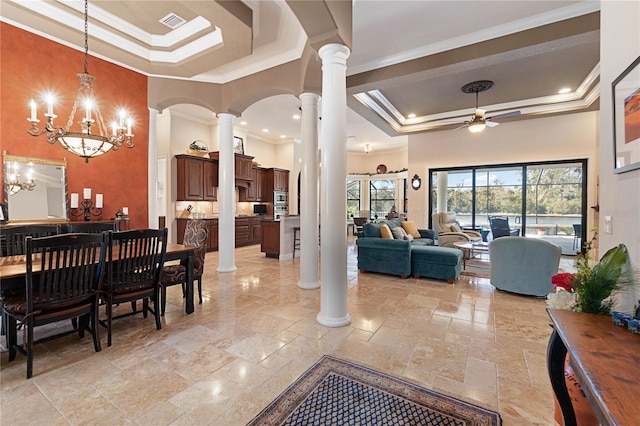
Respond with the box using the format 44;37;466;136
0;239;560;425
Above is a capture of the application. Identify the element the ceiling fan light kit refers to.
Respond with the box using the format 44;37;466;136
456;80;520;133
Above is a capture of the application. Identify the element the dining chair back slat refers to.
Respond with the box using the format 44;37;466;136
4;232;106;378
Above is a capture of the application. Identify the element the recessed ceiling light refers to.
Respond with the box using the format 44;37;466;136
280;135;286;139
558;87;571;94
292;114;300;120
408;113;416;119
262;128;269;133
240;121;247;126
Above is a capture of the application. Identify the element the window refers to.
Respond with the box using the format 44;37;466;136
347;180;360;217
370;179;395;219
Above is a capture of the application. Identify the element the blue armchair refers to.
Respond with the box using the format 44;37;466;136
488;236;561;297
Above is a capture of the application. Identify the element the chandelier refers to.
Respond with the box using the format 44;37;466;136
27;0;134;163
7;161;36;196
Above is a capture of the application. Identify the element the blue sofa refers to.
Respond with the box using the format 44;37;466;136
356;219;437;278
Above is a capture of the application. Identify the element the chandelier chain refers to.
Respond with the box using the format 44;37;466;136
83;0;89;74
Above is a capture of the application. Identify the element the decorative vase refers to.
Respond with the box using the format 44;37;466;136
553;354;599;426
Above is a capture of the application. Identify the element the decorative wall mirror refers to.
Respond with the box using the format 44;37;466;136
3;152;68;221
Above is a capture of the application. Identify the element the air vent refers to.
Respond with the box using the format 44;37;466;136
159;13;187;29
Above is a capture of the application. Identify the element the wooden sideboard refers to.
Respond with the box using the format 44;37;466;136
547;308;640;426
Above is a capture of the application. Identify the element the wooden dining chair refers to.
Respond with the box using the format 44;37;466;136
64;221;116;234
160;220;209;315
0;224;61;256
3;232;107;378
100;228;167;347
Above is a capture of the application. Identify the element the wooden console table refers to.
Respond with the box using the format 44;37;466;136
547;308;640;426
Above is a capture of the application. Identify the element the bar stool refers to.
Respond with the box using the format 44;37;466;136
292;226;301;259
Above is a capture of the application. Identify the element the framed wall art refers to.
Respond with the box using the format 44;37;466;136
233;136;244;155
612;55;640;174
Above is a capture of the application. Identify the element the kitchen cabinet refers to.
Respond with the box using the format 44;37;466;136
209;152;254;185
239;166;268;202
176;155;217;201
177;217;259;251
250;216;262;243
255;167;267;201
266;168;289;196
235;217;251;246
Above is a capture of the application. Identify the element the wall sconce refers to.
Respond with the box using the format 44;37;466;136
411;174;422;190
70;187;103;221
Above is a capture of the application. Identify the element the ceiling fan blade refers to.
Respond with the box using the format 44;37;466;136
487;110;521;120
454;122;469;131
485;121;500;128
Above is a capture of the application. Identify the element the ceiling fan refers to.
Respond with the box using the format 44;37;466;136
455;80;521;133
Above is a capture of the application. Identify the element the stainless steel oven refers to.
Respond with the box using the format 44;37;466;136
274;204;288;220
274;191;288;205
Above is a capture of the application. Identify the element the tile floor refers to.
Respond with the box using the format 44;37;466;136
1;238;561;425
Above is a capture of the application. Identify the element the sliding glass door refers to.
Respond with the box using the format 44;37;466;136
429;159;587;255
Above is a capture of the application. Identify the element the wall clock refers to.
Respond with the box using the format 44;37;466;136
376;164;387;174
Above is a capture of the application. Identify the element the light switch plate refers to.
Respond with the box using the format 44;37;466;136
604;215;612;234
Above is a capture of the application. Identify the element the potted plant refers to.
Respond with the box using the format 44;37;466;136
549;228;634;314
188;140;209;157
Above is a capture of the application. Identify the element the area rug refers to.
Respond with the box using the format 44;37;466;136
459;258;491;279
247;355;501;425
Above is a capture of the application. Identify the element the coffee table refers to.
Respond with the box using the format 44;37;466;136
453;241;490;269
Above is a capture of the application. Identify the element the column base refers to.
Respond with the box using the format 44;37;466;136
217;265;238;273
316;312;351;328
298;280;320;290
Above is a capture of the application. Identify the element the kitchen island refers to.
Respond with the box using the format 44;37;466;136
260;215;300;259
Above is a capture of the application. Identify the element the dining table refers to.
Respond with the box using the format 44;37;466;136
0;243;197;315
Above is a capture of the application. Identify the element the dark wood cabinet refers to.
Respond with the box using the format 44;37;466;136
203;161;218;200
266;168;289;200
239;166;268;202
255;168;267;201
209;152;254;186
250;216;262;243
260;220;280;258
176;155;217;201
235;217;251;246
235;154;254;181
208;220;218;251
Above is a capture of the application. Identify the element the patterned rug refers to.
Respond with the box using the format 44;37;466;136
459;258;491;279
247;355;501;425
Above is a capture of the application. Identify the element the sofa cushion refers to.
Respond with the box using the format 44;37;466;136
401;221;421;238
380;224;393;239
411;245;463;266
391;226;407;240
404;233;414;242
362;222;382;237
451;223;461;232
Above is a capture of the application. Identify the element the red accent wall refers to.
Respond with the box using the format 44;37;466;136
1;23;149;227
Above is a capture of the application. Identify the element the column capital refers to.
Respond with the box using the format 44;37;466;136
318;43;350;64
299;92;321;103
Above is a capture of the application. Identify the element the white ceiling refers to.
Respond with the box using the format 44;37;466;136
1;0;600;153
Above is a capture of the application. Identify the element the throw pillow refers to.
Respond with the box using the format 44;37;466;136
451;223;461;232
401;221;421;238
391;226;407;240
404;233;414;242
380;224;394;239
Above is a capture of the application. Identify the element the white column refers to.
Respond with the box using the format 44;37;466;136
217;113;237;272
147;108;159;229
437;172;448;212
317;43;351;328
298;93;320;290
